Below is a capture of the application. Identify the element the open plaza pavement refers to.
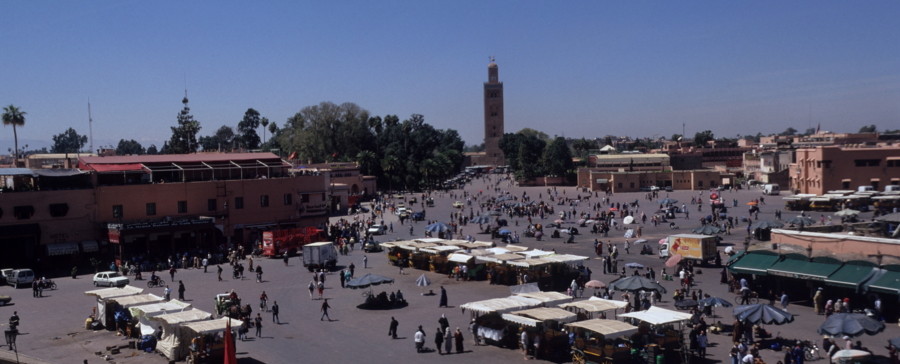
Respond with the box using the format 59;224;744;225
1;174;898;364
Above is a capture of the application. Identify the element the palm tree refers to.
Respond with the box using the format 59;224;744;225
2;105;26;166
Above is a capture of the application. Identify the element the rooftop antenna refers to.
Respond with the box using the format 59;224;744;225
88;98;94;154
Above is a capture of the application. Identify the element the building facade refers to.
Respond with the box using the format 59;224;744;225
789;145;900;195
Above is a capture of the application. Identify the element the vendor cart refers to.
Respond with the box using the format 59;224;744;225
565;319;639;364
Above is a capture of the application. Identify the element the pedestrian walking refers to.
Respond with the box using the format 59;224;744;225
780;291;789;311
202;258;208;273
283;255;289;266
317;281;324;299
435;327;444;354
308;280;315;299
444;327;453;354
169;266;176;281
454;327;464;353
164;285;171;301
697;330;708;358
178;281;186;300
363;255;368;269
339;270;346;288
254;313;262;337
320;299;331;321
255;265;263;283
32;280;39;298
388;317;398;339
439;286;448;307
271;301;279;323
415;326;426;353
217;265;222;281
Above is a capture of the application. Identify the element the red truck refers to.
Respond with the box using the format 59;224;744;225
261;227;325;257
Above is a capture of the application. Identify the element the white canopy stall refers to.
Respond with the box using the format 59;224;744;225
447;253;474;264
559;297;629;318
149;310;214;361
85;285;144;327
476;253;525;264
502;307;578;328
129;300;193;336
177;317;239;362
514;291;573;307
565;319;639;338
460;296;542;316
618;306;693;325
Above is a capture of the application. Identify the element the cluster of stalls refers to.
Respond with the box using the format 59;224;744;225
460;285;693;363
85;285;234;363
783;190;900;213
381;238;590;291
727;250;900;320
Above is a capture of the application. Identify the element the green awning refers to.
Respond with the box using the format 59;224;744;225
867;270;900;295
728;252;780;275
825;264;879;289
767;259;842;281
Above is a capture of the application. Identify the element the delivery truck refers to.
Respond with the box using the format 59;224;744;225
303;242;338;272
261;226;324;258
658;234;718;263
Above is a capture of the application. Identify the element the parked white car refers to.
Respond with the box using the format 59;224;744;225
93;271;130;287
367;224;387;235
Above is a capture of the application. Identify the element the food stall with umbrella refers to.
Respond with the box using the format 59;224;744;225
129;299;193;336
102;293;165;335
346;273;400;309
817;313;885;337
565;319;639;364
502;307;578;361
419;244;461;274
149;309;214;361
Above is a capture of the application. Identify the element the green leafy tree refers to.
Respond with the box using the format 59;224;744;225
115;139;145;155
803;128;816;136
237;108;262;150
571;138;594;158
693;130;714;147
50;127;88;153
2;105;26;164
165;96;201;154
199;125;236;151
541;137;574;177
146;144;159;155
779;127;797;136
671;134;683;142
859;125;877;133
260;117;270;145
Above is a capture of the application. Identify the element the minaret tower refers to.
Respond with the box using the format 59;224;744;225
483;57;505;165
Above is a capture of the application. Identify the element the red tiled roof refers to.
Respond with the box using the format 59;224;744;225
79;152;282;165
88;163;146;173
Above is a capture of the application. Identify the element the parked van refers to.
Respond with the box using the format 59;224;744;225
763;184;781;195
885;185;900;193
4;268;35;288
858;185;875;193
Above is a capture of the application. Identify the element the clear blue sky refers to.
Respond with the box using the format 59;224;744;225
2;1;899;152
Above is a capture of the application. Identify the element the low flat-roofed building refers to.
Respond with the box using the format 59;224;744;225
790;145;900;195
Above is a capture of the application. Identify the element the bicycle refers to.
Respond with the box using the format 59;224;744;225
147;278;166;288
734;291;759;304
259;298;268;312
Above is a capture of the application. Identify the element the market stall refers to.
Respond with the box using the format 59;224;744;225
559;297;629;320
149;310;214;361
179;317;238;364
515;291;574;307
618;306;693;363
565;319;639;364
84;285;144;328
129;300;193;336
503;307;579;361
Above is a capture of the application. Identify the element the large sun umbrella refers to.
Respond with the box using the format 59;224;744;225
889;337;900;348
346;273;395;289
489;210;502;216
665;254;683;268
787;216;816;226
831;349;871;362
659;198;678;205
675;299;699;310
818;313;885;337
498;229;512;235
633;239;648;244
692;225;722;235
425;222;452;233
834;209;860;217
471;215;492;224
751;220;785;230
700;297;733;308
623;216;635;224
624;262;644;269
415;274;431;287
733;304;794;325
584;280;607;289
554;219;565;224
609;275;667;293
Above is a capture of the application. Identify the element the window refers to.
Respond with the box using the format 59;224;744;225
208;199;217;212
283;193;293;205
49;203;69;217
260;195;269;207
888;160;900;167
854;159;880;167
698;181;704;187
235;197;244;209
112;205;123;219
14;205;35;220
301;194;310;203
842;181;851;189
146;203;157;216
177;201;187;213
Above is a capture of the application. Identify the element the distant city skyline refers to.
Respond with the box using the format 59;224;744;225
2;1;899;152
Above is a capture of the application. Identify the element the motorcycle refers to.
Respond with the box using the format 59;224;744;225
39;279;58;290
147;277;166;288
